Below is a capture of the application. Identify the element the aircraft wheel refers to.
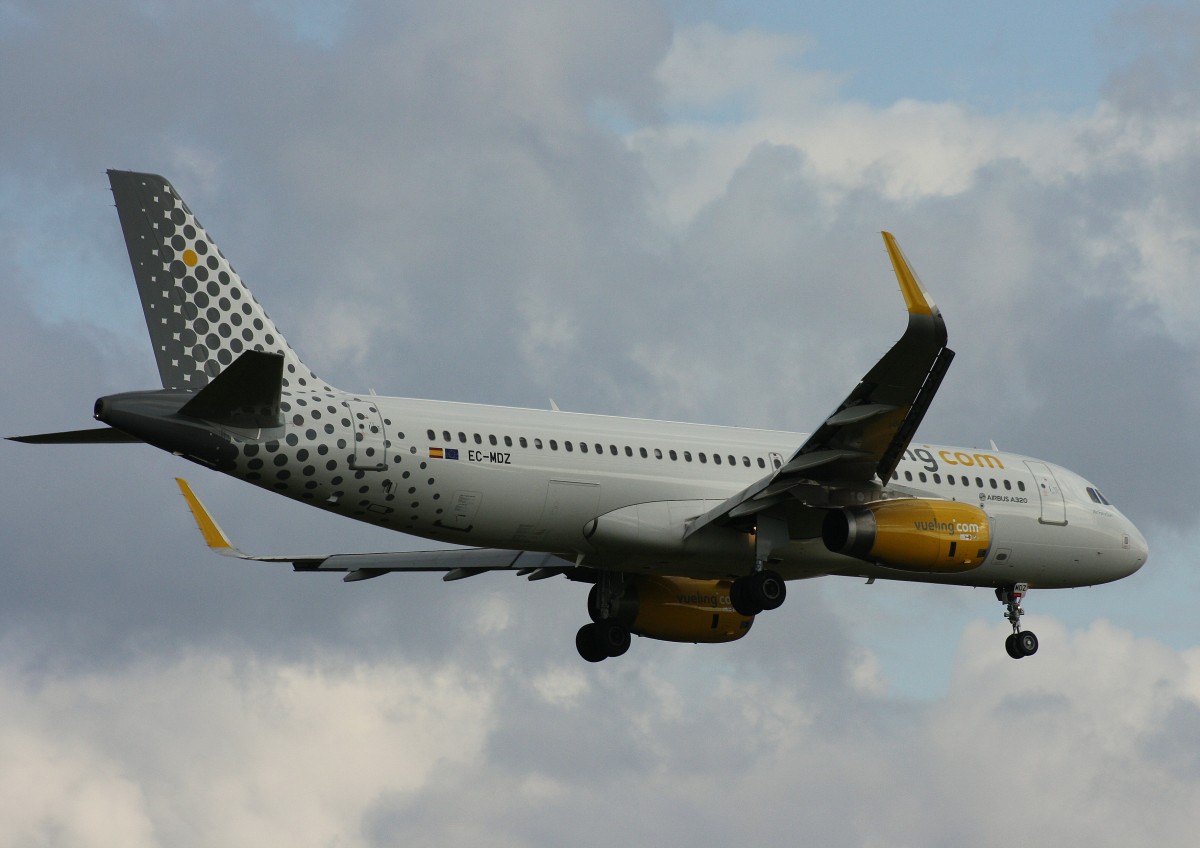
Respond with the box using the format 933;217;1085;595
1016;630;1039;657
576;622;631;662
732;570;786;615
754;570;787;611
1005;633;1023;659
730;579;762;616
576;623;608;663
601;622;632;658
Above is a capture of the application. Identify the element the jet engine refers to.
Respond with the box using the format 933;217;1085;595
590;576;754;644
822;498;990;572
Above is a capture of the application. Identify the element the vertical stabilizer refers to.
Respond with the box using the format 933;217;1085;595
108;170;327;393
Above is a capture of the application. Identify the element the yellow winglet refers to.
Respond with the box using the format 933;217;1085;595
175;478;234;551
882;231;935;317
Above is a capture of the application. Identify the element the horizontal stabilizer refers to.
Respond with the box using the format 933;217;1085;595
178;350;284;428
7;427;143;444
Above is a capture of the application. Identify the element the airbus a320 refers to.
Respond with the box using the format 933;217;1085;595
11;171;1149;662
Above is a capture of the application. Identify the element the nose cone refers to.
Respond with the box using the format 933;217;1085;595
1125;519;1150;574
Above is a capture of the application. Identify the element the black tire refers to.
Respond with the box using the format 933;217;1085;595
1005;633;1023;659
730;578;763;616
576;623;608;663
1016;630;1039;657
755;570;787;611
601;622;632;657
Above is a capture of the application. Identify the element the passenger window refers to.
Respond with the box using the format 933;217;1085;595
474;433;482;444
609;445;618;455
442;430;451;442
743;456;751;467
426;429;435;440
905;471;913;481
758;458;766;468
685;451;693;462
669;450;678;461
714;454;722;465
625;446;633;457
947;475;956;486
579;442;588;453
458;432;467;443
596;444;603;454
728;455;736;466
639;447;648;458
699;453;708;464
565;441;573;452
990;479;998;489
654;448;663;459
961;476;969;486
550;440;558;450
1017;480;1025;492
975;477;983;488
933;473;941;484
919;472;927;482
489;435;497;446
519;437;527;448
1004;480;1012;490
534;438;542;449
504;436;512;447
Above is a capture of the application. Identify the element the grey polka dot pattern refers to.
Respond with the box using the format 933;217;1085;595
109;171;456;542
109;170;329;394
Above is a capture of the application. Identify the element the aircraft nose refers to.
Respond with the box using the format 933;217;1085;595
1123;520;1149;575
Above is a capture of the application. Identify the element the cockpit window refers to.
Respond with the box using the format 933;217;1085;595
1086;486;1112;506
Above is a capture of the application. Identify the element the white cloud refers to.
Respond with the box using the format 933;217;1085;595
0;651;491;847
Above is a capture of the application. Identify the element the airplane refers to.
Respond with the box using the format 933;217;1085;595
10;170;1149;663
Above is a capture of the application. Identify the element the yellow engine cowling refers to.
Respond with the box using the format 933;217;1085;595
592;576;754;644
822;498;991;572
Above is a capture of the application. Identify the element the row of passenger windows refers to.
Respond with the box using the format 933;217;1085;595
425;428;775;469
420;426;1033;492
894;469;1026;492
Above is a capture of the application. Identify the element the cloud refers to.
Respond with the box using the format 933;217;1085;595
2;618;1199;847
2;2;1200;846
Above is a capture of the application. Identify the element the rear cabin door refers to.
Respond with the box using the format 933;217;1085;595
345;398;388;471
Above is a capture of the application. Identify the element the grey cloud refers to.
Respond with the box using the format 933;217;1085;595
3;2;1200;845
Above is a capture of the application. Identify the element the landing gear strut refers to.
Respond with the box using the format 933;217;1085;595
997;582;1038;659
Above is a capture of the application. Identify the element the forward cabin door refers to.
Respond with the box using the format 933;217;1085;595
345;398;388;471
1024;460;1066;525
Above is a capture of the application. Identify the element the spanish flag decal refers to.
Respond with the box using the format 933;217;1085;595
429;447;460;460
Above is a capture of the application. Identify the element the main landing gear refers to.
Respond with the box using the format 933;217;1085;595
730;569;787;616
998;582;1038;659
577;573;632;663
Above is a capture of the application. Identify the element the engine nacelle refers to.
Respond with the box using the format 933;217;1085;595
590;576;754;644
822;499;991;572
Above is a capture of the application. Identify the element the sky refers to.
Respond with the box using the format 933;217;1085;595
2;0;1200;845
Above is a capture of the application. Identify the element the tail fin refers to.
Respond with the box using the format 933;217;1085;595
107;170;328;393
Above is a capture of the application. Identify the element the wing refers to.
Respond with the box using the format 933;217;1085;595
686;232;953;537
176;478;573;582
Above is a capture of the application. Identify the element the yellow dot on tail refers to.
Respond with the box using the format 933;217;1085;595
182;249;199;267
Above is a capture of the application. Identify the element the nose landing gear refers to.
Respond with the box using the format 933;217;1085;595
998;583;1038;659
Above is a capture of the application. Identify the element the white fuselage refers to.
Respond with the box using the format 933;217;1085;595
228;389;1147;591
